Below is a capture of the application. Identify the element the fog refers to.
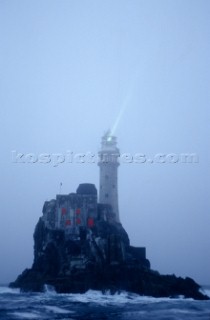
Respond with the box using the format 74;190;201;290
0;0;209;285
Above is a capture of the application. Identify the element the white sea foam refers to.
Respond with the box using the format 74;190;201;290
45;305;73;314
0;286;20;294
200;287;210;298
64;290;187;305
43;284;56;294
9;312;39;319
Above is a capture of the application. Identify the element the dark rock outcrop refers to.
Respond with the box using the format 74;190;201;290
10;217;208;300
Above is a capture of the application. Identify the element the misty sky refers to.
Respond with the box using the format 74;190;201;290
0;0;210;285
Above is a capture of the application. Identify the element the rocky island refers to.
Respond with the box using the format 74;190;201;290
10;133;209;300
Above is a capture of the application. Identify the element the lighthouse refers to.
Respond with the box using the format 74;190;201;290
98;131;120;222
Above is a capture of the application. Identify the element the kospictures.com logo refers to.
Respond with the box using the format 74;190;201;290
11;150;199;167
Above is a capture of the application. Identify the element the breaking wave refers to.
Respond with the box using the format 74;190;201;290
0;286;210;320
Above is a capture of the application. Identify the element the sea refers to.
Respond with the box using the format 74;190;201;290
0;285;210;320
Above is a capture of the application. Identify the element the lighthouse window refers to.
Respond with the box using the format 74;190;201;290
105;174;109;179
112;184;115;188
105;193;109;198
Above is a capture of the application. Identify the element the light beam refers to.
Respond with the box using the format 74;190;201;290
107;88;132;141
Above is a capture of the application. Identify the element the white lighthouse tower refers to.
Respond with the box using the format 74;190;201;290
98;131;120;222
